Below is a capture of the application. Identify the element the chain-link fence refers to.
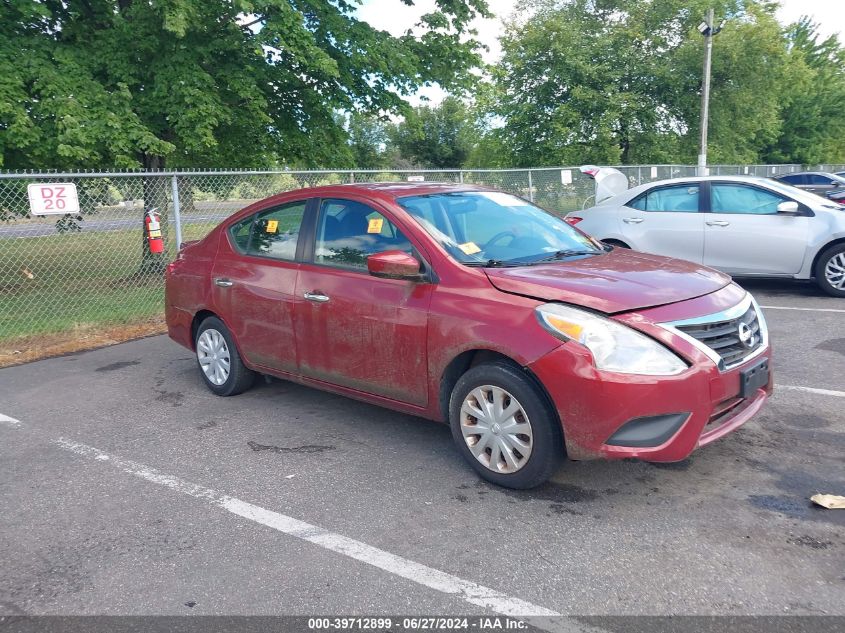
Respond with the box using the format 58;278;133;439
2;163;840;347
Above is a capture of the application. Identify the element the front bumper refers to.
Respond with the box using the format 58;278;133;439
527;290;773;462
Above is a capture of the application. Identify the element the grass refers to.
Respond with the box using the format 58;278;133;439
0;221;218;349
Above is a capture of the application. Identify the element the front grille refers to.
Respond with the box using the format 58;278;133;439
675;303;763;369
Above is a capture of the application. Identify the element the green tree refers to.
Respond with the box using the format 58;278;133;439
388;96;476;168
761;18;845;165
0;0;489;271
0;0;490;171
346;113;390;169
486;0;794;166
671;1;788;163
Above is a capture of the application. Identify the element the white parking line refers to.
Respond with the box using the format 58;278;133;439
761;305;845;313
778;385;845;398
53;437;566;624
0;414;21;427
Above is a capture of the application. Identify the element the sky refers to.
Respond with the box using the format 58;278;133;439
357;0;845;106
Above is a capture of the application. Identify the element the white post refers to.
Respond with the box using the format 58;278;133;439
528;169;534;202
698;8;714;177
170;175;183;249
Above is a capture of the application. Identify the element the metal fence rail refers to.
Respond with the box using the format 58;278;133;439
1;163;840;344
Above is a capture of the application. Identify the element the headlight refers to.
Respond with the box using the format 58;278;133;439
535;303;687;375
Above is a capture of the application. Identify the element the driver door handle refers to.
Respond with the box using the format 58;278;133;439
214;278;234;288
623;217;644;224
706;220;730;227
304;291;330;303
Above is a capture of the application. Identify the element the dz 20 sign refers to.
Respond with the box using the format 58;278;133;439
27;183;81;216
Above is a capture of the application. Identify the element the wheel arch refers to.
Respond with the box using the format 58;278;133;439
438;349;562;442
190;309;220;350
811;238;845;277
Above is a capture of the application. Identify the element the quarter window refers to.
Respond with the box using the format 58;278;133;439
629;185;700;212
710;184;786;215
314;199;414;270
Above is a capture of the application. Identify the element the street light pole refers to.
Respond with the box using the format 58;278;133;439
698;7;714;177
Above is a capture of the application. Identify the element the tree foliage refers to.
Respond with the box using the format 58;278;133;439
0;0;489;170
480;0;845;167
388;96;476;168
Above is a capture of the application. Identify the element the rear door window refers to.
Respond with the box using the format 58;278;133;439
808;174;834;186
629;185;700;212
229;200;307;260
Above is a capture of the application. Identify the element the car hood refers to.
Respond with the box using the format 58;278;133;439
484;249;731;314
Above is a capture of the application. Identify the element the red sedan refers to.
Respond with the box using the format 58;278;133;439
165;183;772;488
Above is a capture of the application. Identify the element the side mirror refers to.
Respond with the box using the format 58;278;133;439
367;250;425;281
777;201;799;214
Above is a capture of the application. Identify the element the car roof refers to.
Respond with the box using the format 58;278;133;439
775;171;840;177
219;181;495;227
595;175;787;206
280;181;489;201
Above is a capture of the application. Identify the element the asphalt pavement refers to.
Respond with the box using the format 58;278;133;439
0;279;843;622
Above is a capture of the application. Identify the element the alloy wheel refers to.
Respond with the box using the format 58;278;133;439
824;253;845;290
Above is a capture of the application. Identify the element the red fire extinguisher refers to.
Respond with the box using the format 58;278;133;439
145;208;164;254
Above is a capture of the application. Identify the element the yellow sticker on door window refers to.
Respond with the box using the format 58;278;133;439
367;218;384;234
458;242;481;255
266;220;279;233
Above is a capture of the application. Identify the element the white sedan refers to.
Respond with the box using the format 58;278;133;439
567;176;845;297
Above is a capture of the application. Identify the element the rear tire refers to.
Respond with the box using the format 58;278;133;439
815;244;845;297
195;316;255;396
449;362;564;489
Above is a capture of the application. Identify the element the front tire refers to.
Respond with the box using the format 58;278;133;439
815;244;845;297
195;316;255;396
449;362;564;489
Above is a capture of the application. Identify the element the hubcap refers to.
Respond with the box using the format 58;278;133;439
825;253;845;290
460;385;533;474
197;328;231;386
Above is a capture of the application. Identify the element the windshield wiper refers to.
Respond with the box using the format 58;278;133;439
529;249;600;264
463;259;523;268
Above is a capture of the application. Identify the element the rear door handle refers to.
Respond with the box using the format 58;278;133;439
623;217;644;224
214;278;234;287
706;220;730;227
304;291;330;303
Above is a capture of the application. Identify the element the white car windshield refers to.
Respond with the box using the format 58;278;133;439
765;178;845;209
397;191;602;266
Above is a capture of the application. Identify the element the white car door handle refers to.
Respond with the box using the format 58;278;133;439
706;220;730;227
304;291;330;303
623;217;644;224
214;278;234;287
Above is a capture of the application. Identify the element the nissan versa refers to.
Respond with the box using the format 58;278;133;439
165;183;772;488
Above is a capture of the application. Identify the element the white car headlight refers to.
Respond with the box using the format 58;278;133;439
535;303;687;375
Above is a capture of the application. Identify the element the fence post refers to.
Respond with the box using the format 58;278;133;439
171;175;183;250
349;172;355;184
459;170;464;184
528;169;534;202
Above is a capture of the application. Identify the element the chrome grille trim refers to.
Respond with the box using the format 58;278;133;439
658;294;768;372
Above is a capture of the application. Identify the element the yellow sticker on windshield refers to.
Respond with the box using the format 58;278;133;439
367;218;384;234
459;241;481;255
266;220;278;233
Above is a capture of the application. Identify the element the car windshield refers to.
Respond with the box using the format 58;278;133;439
765;178;845;209
397;191;602;266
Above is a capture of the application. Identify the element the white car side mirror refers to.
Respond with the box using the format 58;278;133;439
777;201;799;214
